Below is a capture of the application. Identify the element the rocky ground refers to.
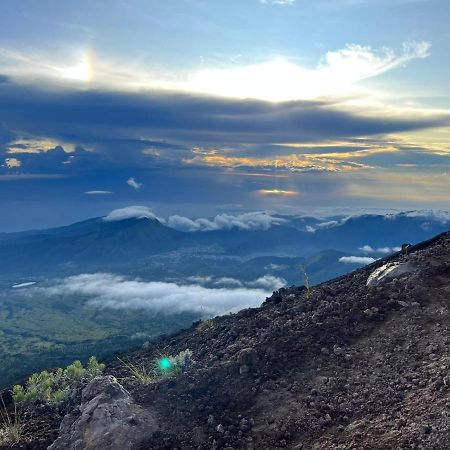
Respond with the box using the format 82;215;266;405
1;232;449;449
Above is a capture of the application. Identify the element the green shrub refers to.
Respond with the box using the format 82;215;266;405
12;356;104;406
87;356;106;378
64;360;86;384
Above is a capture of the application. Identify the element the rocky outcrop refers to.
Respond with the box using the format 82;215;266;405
48;376;158;450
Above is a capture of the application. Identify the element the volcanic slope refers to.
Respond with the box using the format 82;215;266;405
5;231;450;449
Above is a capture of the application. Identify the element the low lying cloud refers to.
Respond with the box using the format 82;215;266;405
339;256;376;265
103;206;159;222
127;177;143;191
37;273;271;316
103;206;287;232
247;275;287;290
211;274;286;290
359;244;401;254
166;211;287;232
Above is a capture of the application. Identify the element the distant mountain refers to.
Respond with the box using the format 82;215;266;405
0;217;183;275
0;210;448;279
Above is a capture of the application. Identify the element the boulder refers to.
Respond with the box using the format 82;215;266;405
366;262;417;287
48;376;158;450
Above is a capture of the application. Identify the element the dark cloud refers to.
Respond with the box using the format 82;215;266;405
0;80;448;230
0;82;446;152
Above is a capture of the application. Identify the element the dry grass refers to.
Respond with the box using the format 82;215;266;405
0;395;23;447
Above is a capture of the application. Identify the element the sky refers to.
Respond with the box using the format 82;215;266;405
0;0;449;231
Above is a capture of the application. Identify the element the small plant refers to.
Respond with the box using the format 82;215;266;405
118;358;156;385
86;356;106;378
120;349;195;384
169;349;194;372
300;265;313;299
197;318;214;332
0;396;23;447
12;356;105;407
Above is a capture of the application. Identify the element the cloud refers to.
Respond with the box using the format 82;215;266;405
84;190;113;195
102;206;290;232
3;157;22;168
304;218;347;233
165;211;287;232
175;42;431;102
213;277;244;288
260;0;296;5
0;41;431;103
103;206;159;222
185;275;214;284
37;273;270;317
339;256;376;264
359;244;401;254
127;177;143;190
103;207;287;231
246;275;287;290
212;275;286;290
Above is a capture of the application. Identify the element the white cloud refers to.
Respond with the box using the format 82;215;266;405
84;190;113;195
103;206;159;222
127;177;143;190
359;244;402;254
246;274;287;290
260;0;296;5
185;275;214;284
12;281;37;288
339;256;376;264
166;211;287;232
212;274;286;290
264;263;287;271
181;41;430;101
102;207;287;232
0;41;431;104
316;220;340;229
37;273;270;317
3;158;22;168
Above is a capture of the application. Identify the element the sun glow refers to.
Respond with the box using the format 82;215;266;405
57;52;92;83
258;189;299;196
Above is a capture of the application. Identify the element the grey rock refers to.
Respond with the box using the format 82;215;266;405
48;376;158;450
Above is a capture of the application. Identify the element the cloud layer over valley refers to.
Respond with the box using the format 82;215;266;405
36;273;285;317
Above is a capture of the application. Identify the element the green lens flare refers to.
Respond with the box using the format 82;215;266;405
159;357;171;371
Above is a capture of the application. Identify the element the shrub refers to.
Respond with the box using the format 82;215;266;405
169;349;194;372
87;356;105;378
12;356;105;407
121;349;194;384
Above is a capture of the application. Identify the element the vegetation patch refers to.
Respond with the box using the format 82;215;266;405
12;356;105;406
120;349;194;384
